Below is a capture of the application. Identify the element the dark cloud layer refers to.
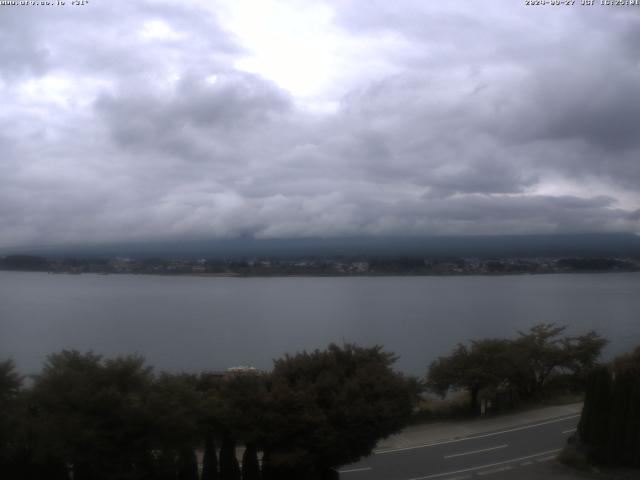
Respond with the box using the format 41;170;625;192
0;0;638;247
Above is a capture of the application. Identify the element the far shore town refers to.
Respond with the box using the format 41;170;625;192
1;254;639;276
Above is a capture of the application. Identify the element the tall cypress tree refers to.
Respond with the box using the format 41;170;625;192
202;431;219;480
615;348;640;468
241;443;261;480
577;370;595;444
219;432;241;480
177;449;199;480
606;369;630;465
620;372;640;466
156;450;178;480
630;377;640;468
578;365;611;463
578;347;640;468
260;450;273;480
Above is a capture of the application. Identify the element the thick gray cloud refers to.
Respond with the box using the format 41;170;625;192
0;0;639;248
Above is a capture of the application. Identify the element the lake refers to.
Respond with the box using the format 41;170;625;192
1;271;639;376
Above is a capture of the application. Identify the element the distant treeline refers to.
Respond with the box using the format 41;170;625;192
0;255;50;271
0;344;417;480
1;254;639;276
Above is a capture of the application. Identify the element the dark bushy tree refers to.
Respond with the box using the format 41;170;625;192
214;371;268;480
260;344;417;478
148;373;202;452
0;360;22;402
217;372;268;446
2;343;419;480
27;351;158;480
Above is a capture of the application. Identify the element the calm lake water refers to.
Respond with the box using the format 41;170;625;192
1;271;639;376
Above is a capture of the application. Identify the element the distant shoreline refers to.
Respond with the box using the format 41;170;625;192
1;269;638;278
2;253;639;277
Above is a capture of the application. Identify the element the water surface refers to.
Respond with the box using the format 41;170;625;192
1;272;638;375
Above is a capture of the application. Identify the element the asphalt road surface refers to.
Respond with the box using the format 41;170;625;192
339;414;580;480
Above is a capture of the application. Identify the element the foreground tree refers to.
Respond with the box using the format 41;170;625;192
147;372;202;466
27;351;156;480
576;346;640;468
215;371;268;480
197;372;225;480
177;449;198;480
260;344;417;478
219;432;241;480
577;365;611;463
0;360;21;402
0;360;23;478
241;443;261;480
3;344;418;479
511;324;607;398
427;324;607;414
427;339;516;414
201;431;219;480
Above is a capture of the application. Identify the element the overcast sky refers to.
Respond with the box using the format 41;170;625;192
1;0;639;248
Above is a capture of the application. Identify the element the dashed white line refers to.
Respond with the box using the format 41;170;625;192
338;467;372;474
405;448;562;480
375;415;579;455
477;465;514;476
444;444;508;459
562;428;577;434
536;455;557;462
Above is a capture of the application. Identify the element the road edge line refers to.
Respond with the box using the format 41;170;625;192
375;414;579;455
405;448;562;480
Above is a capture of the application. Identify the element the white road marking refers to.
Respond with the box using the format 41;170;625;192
376;415;579;455
477;466;514;476
562;428;577;434
536;455;557;462
443;444;508;459
405;448;562;480
338;467;372;474
520;461;533;466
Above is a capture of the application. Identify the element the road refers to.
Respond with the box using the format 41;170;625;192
339;414;580;480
